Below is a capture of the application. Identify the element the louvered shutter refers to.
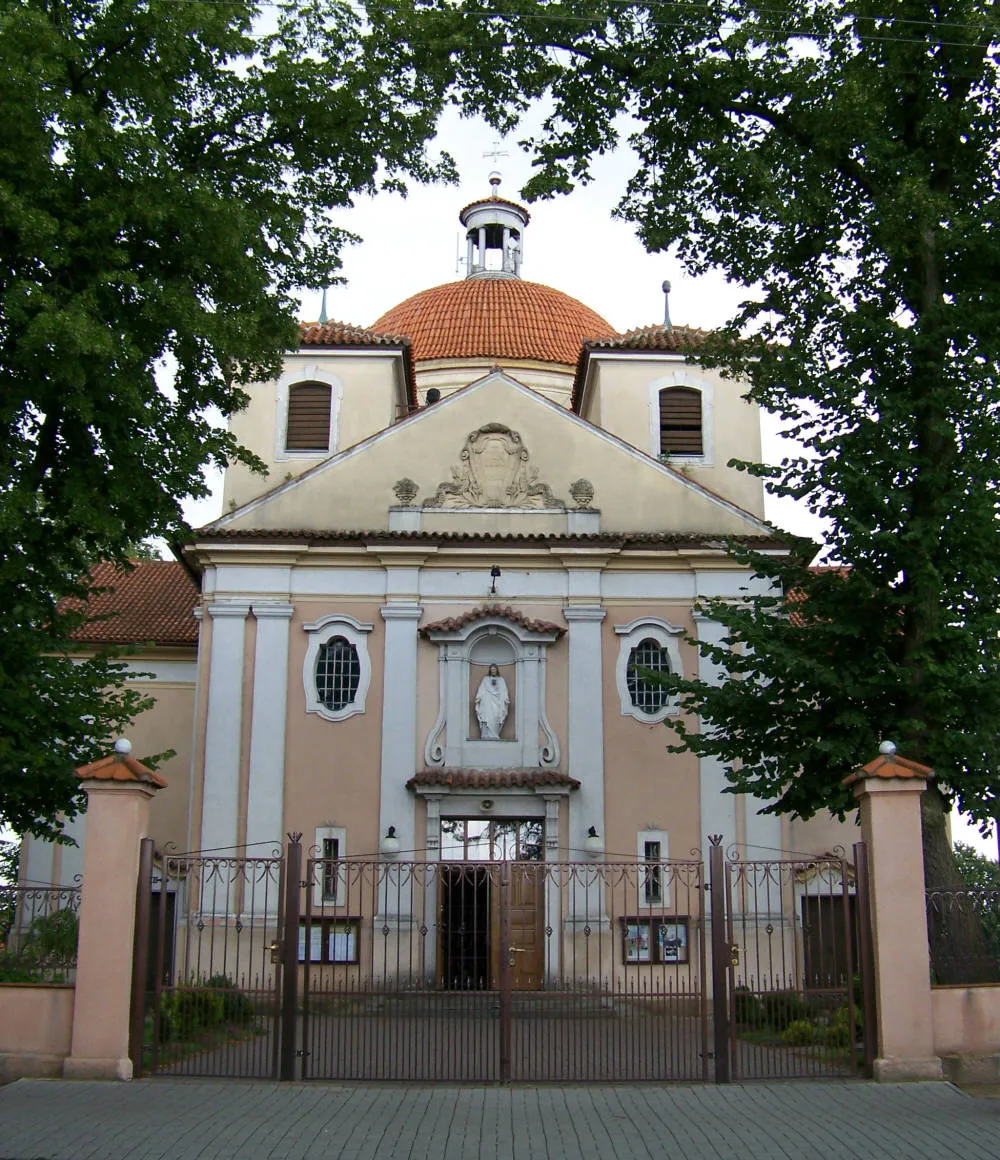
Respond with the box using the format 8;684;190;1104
286;382;332;451
658;387;703;456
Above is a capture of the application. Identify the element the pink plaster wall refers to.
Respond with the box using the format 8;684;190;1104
932;985;1000;1056
0;984;75;1080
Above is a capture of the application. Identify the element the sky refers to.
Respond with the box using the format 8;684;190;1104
182;105;993;859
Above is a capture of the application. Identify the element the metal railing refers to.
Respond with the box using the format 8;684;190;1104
0;883;81;983
926;887;1000;985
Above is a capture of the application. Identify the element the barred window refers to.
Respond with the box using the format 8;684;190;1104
658;386;703;457
643;839;662;903
286;381;332;451
321;837;340;902
316;637;360;712
627;637;671;713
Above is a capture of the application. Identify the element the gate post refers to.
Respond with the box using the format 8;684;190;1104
128;837;155;1077
853;841;877;1079
708;838;731;1083
499;862;512;1083
280;835;302;1082
64;745;166;1080
845;746;942;1081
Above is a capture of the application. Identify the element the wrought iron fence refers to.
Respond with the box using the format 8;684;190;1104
0;883;81;982
134;845;287;1078
299;856;709;1082
724;853;864;1080
926;887;1000;985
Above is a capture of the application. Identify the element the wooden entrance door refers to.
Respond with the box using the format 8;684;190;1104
493;863;544;990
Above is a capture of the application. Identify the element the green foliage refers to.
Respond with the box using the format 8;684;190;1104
0;905;78;981
381;0;1000;856
0;0;453;838
954;843;1000;892
0;838;18;886
157;977;255;1043
780;1019;819;1047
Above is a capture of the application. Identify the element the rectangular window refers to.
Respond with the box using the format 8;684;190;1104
322;837;340;902
298;917;361;964
313;826;347;909
643;839;662;903
620;916;690;965
637;829;669;908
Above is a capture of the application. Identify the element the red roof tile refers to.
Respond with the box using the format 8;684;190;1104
571;325;709;411
64;561;198;647
76;752;168;788
843;751;934;786
421;604;565;638
407;769;579;790
371;279;616;367
298;321;417;409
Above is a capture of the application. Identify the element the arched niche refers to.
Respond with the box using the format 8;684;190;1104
422;608;563;770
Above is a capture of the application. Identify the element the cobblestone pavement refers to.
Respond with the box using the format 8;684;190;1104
1;1079;998;1160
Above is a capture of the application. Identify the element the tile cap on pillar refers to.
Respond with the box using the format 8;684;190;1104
842;739;934;787
76;738;168;788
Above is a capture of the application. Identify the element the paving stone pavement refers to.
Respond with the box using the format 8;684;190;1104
0;1079;998;1160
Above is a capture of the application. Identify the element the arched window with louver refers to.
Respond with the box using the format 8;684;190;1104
658;386;703;457
286;381;332;451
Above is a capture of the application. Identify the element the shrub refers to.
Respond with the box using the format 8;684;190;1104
759;990;813;1032
157;976;254;1043
204;975;255;1025
733;986;765;1028
781;1019;819;1046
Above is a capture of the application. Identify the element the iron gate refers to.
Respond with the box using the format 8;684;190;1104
297;852;709;1082
131;839;287;1078
132;836;873;1082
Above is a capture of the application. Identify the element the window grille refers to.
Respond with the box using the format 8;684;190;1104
286;382;332;451
659;386;703;456
643;839;663;903
316;637;360;712
627;637;671;713
321;837;340;901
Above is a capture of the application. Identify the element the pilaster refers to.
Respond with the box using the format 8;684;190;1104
201;602;250;855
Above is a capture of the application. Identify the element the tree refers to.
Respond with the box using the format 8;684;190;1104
0;0;452;838
381;0;1000;886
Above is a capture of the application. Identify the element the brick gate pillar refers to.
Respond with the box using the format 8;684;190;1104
63;741;166;1080
845;743;942;1082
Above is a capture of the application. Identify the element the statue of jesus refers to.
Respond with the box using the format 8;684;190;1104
475;664;510;740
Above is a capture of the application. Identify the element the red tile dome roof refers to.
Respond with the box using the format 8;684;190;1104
371;279;617;367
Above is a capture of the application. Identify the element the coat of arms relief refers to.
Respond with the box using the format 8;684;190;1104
424;423;566;509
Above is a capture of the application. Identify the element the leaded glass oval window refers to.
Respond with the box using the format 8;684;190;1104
627;637;671;713
316;636;360;711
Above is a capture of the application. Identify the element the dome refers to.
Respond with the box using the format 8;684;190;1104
371;279;617;367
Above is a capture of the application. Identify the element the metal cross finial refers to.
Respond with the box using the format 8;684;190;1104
483;141;508;164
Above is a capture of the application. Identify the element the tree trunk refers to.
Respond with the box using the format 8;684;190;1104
922;785;998;984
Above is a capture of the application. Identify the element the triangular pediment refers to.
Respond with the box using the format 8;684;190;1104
207;371;774;539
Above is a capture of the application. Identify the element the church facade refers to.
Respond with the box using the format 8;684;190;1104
22;186;854;991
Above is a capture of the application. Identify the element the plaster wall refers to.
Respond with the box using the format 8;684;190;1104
220;375;769;537
601;606;702;861
126;677;196;851
787;811;863;859
0;985;75;1081
585;358;765;518
932;985;1000;1056
223;352;402;512
414;359;575;406
281;599;386;857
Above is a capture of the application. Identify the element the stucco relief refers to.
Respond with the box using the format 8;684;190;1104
424;423;565;509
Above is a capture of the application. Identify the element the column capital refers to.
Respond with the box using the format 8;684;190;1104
252;601;294;620
563;605;606;623
381;602;423;622
207;601;251;619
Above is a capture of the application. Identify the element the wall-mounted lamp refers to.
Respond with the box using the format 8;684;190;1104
489;565;501;595
583;826;605;858
380;825;401;858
